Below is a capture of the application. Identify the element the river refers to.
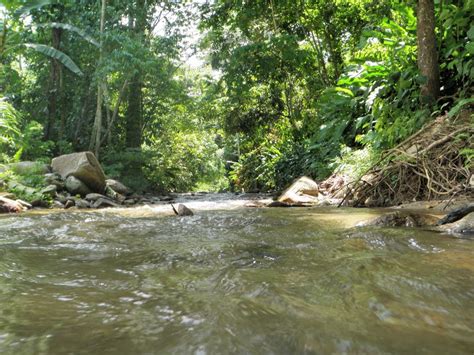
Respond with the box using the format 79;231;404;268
0;194;473;354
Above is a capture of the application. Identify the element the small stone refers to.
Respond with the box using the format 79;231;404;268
16;199;33;209
245;201;267;208
31;199;50;208
160;196;174;202
105;179;130;195
85;193;107;202
56;193;70;204
267;201;292;207
65;176;92;196
64;200;75;209
52;200;65;209
123;199;136;206
41;184;58;197
44;173;64;189
92;198;120;209
104;185;126;203
73;199;90;209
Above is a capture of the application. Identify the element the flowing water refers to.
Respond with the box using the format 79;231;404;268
0;195;473;354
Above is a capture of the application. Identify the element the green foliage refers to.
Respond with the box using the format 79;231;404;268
13;0;57;15
17;121;55;161
102;149;151;193
448;98;474;117
229;141;282;192
1;0;472;195
330;145;380;181
0;165;50;204
459;147;474;168
37;22;99;47
438;1;474;97
0;98;21;162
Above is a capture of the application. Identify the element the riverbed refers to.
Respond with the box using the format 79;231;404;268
0;195;473;354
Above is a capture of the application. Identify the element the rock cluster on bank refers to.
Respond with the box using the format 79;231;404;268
0;152;151;212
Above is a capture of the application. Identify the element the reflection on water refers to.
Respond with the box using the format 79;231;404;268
0;203;473;354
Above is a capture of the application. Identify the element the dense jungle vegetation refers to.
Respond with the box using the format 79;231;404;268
0;0;473;195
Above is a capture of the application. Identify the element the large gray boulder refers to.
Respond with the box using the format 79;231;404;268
51;152;106;193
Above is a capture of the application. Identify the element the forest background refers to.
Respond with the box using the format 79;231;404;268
0;0;472;196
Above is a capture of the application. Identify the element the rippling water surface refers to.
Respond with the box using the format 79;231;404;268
0;199;473;354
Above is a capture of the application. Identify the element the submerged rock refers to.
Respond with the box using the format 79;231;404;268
437;203;474;225
358;211;440;228
267;201;292;207
439;212;474;235
245;201;267;208
51;152;106;193
172;203;194;216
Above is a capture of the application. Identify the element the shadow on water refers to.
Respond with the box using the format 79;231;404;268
0;201;473;354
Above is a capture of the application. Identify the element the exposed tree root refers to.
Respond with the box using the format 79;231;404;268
340;111;473;207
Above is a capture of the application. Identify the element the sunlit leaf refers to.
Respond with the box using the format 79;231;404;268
448;98;474;117
15;0;57;16
24;43;83;76
38;22;100;47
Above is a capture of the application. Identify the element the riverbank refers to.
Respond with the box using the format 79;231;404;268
3;191;472;237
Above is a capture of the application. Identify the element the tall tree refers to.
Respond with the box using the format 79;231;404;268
417;0;440;103
125;0;146;149
45;4;64;141
89;0;106;158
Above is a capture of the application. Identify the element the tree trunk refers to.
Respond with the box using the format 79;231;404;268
125;78;143;148
125;0;146;149
417;0;440;104
89;0;106;158
45;26;62;141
